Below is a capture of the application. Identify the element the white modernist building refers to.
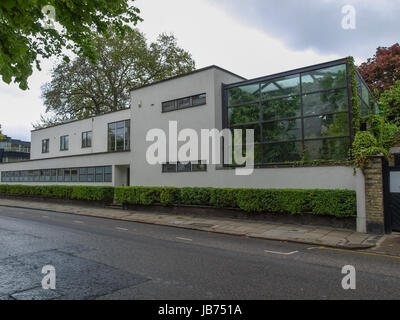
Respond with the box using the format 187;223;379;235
0;59;371;231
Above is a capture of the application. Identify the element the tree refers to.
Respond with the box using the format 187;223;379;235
0;125;4;139
36;29;195;128
379;80;400;126
358;43;400;96
0;0;141;90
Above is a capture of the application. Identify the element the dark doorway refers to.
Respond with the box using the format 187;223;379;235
127;168;130;186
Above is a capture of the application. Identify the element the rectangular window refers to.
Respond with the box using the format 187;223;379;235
82;131;92;148
60;135;69;151
162;93;206;112
191;161;207;172
162;163;177;173
42;139;49;153
108;120;130;152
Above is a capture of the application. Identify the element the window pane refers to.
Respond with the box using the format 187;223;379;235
177;97;191;109
231;124;261;144
232;143;262;165
263;142;303;163
301;64;347;93
262;96;301;121
95;167;104;174
104;173;112;182
116;121;125;129
261;74;300;100
57;169;63;182
95;174;103;182
228;84;260;106
304;138;350;161
162;100;176;112
304;113;349;139
71;169;78;182
108;123;116;151
228;104;259;126
87;131;92;147
79;174;88;182
303;88;348;116
124;120;130;150
88;167;95;174
162;163;177;172
116;128;124;151
79;167;87;175
64;169;71;182
262;119;302;142
104;166;112;174
191;162;207;172
192;93;206;106
177;162;191;172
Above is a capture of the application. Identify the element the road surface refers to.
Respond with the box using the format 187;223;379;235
0;205;399;300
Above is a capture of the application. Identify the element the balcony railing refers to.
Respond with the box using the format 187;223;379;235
0;147;30;153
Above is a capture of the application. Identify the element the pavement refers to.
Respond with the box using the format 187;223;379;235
1;204;400;300
0;197;384;250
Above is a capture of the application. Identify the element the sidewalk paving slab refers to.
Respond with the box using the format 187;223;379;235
0;197;383;250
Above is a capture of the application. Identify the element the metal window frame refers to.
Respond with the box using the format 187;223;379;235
222;59;353;165
161;93;207;113
42;139;49;153
60;135;69;151
81;131;92;148
107;120;130;152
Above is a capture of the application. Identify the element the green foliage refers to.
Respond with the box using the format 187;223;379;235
352;131;387;170
180;187;210;205
0;0;141;90
379;80;400;126
348;57;361;133
35;29;195;128
113;186;356;217
0;185;113;202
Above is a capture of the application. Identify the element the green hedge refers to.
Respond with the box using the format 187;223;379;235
0;185;356;217
0;185;114;203
113;186;356;217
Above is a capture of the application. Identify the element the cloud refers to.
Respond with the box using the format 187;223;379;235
207;0;399;59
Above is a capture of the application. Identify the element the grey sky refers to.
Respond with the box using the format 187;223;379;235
209;0;399;59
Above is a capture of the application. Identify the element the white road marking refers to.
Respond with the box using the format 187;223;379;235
264;250;299;256
116;227;128;231
176;237;192;241
307;246;320;250
73;220;84;224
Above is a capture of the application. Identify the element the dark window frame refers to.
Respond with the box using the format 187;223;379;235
162;93;207;113
107;120;130;152
41;139;49;153
81;131;92;148
60;135;69;151
223;60;353;165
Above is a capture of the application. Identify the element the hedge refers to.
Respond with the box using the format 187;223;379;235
0;185;356;217
113;186;356;217
0;185;114;203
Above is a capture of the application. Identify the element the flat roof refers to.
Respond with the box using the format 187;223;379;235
31;107;131;132
129;65;247;92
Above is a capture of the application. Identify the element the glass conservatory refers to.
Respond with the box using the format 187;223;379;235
223;58;377;165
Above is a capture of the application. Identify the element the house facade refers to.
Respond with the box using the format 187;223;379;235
0;136;30;163
0;58;378;233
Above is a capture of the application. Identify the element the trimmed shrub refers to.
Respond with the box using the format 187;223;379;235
0;185;113;203
113;186;356;218
180;187;210;206
0;185;356;218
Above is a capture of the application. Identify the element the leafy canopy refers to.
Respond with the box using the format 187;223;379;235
357;43;400;96
0;0;141;89
379;80;400;127
36;29;195;128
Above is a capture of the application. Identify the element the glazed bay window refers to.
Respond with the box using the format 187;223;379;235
82;131;92;148
223;60;370;164
42;139;49;153
108;120;130;152
60;135;69;151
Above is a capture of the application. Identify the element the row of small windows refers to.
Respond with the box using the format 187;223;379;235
162;93;206;113
42;132;90;153
40;119;131;154
162;161;207;173
1;166;112;183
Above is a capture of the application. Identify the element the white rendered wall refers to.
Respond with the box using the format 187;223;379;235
30;109;131;160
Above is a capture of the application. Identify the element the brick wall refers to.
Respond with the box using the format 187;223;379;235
364;155;385;233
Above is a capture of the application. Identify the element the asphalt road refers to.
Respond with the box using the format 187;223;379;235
0;205;399;300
